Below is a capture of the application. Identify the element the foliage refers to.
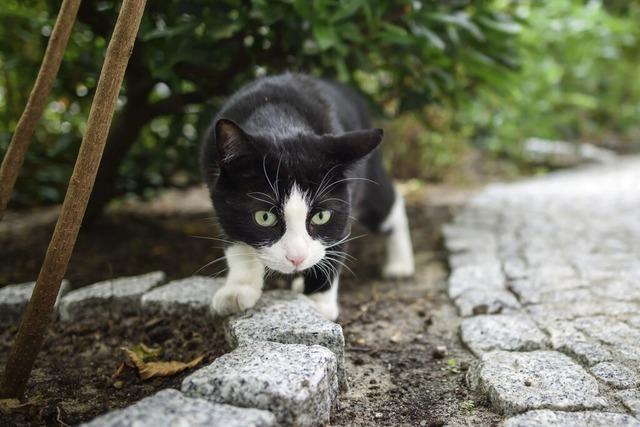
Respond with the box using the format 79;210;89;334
469;1;640;160
5;1;639;206
0;0;521;207
383;106;473;182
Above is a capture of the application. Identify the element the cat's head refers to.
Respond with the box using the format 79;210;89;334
203;118;383;274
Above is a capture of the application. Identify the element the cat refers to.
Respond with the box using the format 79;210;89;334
201;73;414;321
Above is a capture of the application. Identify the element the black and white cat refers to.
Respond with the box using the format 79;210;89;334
201;73;414;321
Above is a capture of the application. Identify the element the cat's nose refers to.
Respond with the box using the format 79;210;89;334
286;255;306;268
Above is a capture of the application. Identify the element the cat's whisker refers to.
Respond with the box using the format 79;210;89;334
315;177;379;201
317;197;351;206
274;154;283;200
317;262;332;283
249;191;276;202
328;234;367;248
325;248;356;260
248;193;276;206
262;155;279;202
194;253;255;275
323;255;356;278
208;267;229;279
189;235;236;245
312;164;342;203
328;250;357;262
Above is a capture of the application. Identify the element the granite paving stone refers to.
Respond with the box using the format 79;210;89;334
544;322;613;366
448;262;505;299
468;350;606;414
59;271;165;322
454;289;521;317
141;276;224;316
590;362;640;389
460;314;548;356
502;409;640;427
81;389;276;427
0;279;69;323
617;389;640;418
181;341;338;426
448;157;640;418
224;290;347;390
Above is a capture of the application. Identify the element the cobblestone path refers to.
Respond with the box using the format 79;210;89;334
445;156;640;425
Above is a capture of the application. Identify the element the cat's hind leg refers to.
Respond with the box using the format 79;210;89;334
211;243;265;316
380;188;415;279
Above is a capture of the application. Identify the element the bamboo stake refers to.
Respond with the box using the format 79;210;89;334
0;0;147;399
0;0;82;221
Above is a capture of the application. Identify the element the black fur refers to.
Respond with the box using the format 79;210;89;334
201;73;396;294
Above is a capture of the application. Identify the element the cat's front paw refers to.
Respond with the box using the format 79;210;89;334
291;276;305;293
211;285;262;316
383;260;415;279
307;293;339;321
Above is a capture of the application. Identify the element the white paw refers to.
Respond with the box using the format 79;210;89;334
307;294;339;321
211;285;262;316
291;277;305;293
383;260;415;279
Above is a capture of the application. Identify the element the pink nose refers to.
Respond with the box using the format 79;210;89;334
286;255;306;268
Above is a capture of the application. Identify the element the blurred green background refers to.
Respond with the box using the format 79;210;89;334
1;0;639;216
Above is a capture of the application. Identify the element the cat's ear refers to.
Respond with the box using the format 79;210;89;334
214;118;259;163
326;128;383;164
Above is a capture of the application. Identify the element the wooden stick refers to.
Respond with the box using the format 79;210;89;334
0;0;82;221
0;0;148;399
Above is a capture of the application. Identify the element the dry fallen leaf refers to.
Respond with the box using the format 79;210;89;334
111;362;126;381
0;398;34;415
129;343;163;362
122;347;205;380
390;331;402;343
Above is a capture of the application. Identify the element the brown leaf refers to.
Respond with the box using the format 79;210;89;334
129;343;163;362
111;362;126;381
122;348;205;380
390;331;402;343
0;398;33;415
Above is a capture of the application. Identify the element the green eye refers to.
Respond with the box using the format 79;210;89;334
311;210;332;225
255;210;278;227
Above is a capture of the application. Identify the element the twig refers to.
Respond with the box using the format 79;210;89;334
0;0;148;399
0;0;81;221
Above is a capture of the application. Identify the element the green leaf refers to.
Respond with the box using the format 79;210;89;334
412;25;445;51
313;24;339;50
331;0;365;22
141;22;197;42
379;23;411;45
478;16;522;35
427;12;484;40
335;57;349;82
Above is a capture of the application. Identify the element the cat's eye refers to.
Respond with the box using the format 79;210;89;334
311;210;332;225
255;210;278;227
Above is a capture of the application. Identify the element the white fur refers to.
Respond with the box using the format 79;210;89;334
291;276;305;293
306;277;339;321
380;189;415;278
257;185;326;273
211;243;265;316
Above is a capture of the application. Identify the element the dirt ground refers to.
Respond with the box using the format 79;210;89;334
0;184;500;426
332;192;501;427
0;313;228;426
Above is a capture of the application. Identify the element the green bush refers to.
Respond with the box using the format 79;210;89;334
468;1;640;160
0;0;521;208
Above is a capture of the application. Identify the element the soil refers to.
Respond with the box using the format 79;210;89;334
333;192;501;427
0;313;228;426
0;184;500;426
